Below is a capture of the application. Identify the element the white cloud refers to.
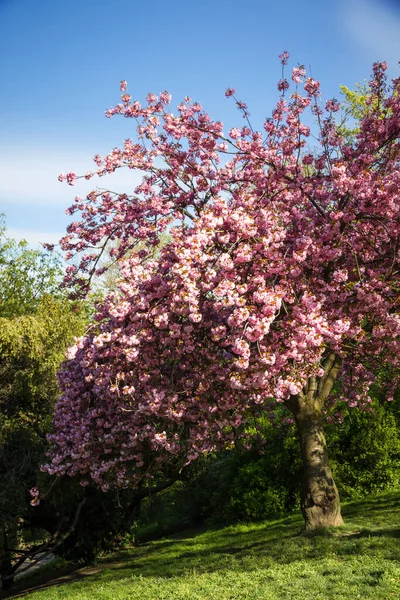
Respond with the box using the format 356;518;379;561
0;147;145;207
1;145;146;248
342;0;400;72
6;227;65;247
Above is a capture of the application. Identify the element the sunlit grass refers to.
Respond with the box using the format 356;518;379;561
13;490;400;599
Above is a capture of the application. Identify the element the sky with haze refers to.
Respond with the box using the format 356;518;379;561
0;0;399;247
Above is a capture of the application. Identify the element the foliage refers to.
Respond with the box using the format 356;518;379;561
188;422;301;524
16;490;400;600
0;222;166;591
220;462;293;523
336;82;371;143
338;79;396;144
45;57;400;528
328;403;400;498
140;401;400;535
0;294;87;590
30;482;142;564
147;453;296;529
126;421;301;538
0;216;63;319
0;223;89;590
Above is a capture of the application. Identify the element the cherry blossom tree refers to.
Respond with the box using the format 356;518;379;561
44;55;400;530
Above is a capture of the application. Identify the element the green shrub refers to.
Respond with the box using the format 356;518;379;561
327;403;400;498
139;421;302;535
139;401;400;537
222;462;290;521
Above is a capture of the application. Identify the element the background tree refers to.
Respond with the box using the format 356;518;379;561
0;216;62;319
44;57;400;530
0;299;88;589
0;221;88;591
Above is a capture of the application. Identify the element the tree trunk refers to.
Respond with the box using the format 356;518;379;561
284;355;344;530
292;403;343;530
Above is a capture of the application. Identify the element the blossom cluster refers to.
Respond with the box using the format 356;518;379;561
44;58;400;488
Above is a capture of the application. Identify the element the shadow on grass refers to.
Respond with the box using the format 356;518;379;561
4;564;82;599
341;491;400;519
339;528;400;540
7;490;400;597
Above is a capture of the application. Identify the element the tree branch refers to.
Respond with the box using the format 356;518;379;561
4;498;87;581
317;353;342;407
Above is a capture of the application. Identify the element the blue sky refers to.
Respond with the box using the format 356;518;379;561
0;0;399;247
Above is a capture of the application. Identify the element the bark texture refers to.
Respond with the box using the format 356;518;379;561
294;405;343;529
285;354;344;530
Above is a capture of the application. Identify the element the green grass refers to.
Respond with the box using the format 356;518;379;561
13;490;400;599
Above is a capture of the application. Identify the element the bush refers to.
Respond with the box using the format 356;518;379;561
139;420;302;535
221;462;290;522
139;402;400;536
327;403;400;498
47;484;142;563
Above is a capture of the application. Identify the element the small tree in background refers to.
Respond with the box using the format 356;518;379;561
0;217;62;319
0;222;88;590
45;56;400;530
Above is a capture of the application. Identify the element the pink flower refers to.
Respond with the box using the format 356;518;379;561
304;78;321;96
160;91;172;104
232;339;250;358
325;98;340;112
277;79;289;92
302;154;314;165
332;270;348;283
292;66;306;83
229;127;241;139
225;88;236;97
278;50;290;65
189;312;202;323
66;172;77;186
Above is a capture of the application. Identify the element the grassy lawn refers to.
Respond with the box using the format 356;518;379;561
10;490;400;599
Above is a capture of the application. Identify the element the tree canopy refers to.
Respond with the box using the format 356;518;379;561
44;57;400;529
0;217;62;319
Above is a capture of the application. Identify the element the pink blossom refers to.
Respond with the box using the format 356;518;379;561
66;172;77;186
325;98;340;112
292;66;306;83
278;50;290;65
45;56;400;490
304;78;321;96
229;127;241;139
277;79;289;92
